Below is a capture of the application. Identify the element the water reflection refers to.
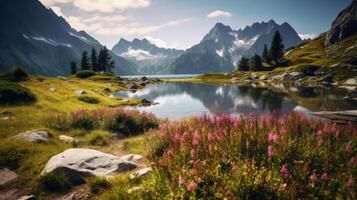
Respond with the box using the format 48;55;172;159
115;83;356;120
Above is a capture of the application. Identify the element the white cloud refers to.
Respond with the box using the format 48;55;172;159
121;48;166;61
40;0;72;7
50;6;64;17
299;33;317;40
207;10;232;18
73;0;151;13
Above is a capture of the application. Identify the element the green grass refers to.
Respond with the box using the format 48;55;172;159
78;95;100;104
38;171;72;193
75;70;96;79
85;130;111;146
87;176;111;194
0;81;36;105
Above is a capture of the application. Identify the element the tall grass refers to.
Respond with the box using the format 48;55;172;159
46;108;159;137
145;112;356;199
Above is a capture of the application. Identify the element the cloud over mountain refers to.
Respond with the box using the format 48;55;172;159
207;10;232;18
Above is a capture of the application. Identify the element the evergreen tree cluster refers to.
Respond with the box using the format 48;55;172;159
237;30;285;72
70;46;115;74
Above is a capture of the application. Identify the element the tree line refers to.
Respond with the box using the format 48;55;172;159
70;46;115;74
237;30;285;71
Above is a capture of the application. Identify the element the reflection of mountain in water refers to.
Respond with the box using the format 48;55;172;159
115;83;300;116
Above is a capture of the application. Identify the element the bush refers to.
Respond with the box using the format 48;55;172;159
85;130;110;146
0;81;36;105
0;66;29;82
0;140;30;169
78;96;100;104
39;171;72;193
46;108;159;137
87;176;111;193
75;70;96;79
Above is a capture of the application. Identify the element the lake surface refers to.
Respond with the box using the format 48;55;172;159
115;82;356;120
122;74;201;79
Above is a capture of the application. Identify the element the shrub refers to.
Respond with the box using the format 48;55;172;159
0;81;36;105
146;112;356;199
87;176;111;193
0;140;30;169
85;130;110;146
78;96;100;104
46;108;159;137
38;171;72;193
75;70;96;79
0;66;29;82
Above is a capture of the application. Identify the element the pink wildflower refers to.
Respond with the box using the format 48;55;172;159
187;181;198;191
190;149;196;158
348;177;354;188
345;142;352;152
178;175;186;185
321;172;329;181
245;141;251;149
280;165;290;178
280;128;287;135
317;138;323;147
268;145;274;157
316;130;322;137
208;133;215;142
268;131;279;143
310;170;318;182
192;130;200;145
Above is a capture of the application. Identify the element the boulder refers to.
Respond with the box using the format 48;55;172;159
128;84;139;90
10;130;50;143
130;167;152;179
41;148;137;185
48;88;56;92
0;168;18;188
139;82;147;87
289;72;304;80
17;195;36;200
59;135;80;144
141;98;152;105
231;78;239;82
260;75;268;81
120;154;144;163
140;76;148;81
74;89;86;96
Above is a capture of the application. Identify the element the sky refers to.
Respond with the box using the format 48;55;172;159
40;0;352;50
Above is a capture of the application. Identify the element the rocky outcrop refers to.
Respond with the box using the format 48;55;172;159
10;130;50;143
326;0;357;45
41;148;137;185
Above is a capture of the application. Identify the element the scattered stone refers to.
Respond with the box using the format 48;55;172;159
120;154;144;163
10;130;50;143
260;75;268;81
128;84;139;90
41;148;137;185
251;74;259;80
59;135;80;144
1;111;12;120
244;77;253;82
319;75;333;83
130;167;152;179
344;78;357;85
140;76;148;82
0;168;18;188
74;89;86;96
127;186;143;194
17;195;36;200
105;83;112;88
57;76;67;81
288;72;304;80
339;85;357;91
141;98;152;105
48;88;56;92
139;82;146;87
231;78;239;82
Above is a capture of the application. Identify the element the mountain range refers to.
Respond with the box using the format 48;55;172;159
111;38;184;74
167;20;303;74
0;0;137;76
0;0;305;76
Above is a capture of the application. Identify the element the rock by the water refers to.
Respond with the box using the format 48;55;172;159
326;0;357;45
59;135;80;144
139;82;147;87
231;78;239;82
74;89;86;95
10;130;50;143
17;195;36;200
130;167;152;179
0;168;18;187
128;84;139;90
120;154;144;163
140;76;148;81
344;78;357;85
141;98;152;105
41;148;137;185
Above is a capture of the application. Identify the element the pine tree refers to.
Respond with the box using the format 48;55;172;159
80;51;90;70
97;46;115;72
90;47;98;72
70;61;77;74
237;57;249;71
270;31;284;63
262;44;271;63
249;54;263;71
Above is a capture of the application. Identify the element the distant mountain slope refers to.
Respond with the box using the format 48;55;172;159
0;0;137;76
112;38;183;74
326;0;357;45
169;20;302;74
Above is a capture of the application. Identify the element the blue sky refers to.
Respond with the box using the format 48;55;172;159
41;0;351;49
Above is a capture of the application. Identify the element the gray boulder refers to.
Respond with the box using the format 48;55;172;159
59;135;80;144
10;130;50;143
0;168;18;188
120;154;144;163
130;167;152;179
41;148;137;185
344;78;357;85
74;89;86;96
